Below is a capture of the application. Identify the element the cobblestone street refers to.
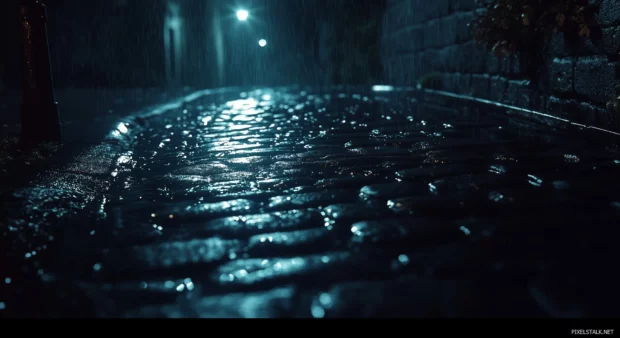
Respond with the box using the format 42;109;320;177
2;88;620;318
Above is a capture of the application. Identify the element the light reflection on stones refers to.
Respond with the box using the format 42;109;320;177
4;88;620;318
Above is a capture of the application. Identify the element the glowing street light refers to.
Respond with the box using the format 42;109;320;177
236;9;249;21
258;39;267;47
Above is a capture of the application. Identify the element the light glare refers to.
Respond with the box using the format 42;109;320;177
236;9;249;21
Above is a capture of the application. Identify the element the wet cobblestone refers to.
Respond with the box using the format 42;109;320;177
2;88;620;317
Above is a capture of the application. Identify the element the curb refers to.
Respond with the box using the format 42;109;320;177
372;85;620;147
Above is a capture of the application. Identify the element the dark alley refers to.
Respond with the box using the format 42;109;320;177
1;0;620;324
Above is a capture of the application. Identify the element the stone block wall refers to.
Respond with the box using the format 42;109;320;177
381;0;620;130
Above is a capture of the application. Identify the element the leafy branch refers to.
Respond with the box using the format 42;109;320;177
470;0;599;69
608;85;620;114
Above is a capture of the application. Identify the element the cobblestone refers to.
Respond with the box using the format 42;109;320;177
2;88;620;317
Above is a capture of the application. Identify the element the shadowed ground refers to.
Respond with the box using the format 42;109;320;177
1;87;620;318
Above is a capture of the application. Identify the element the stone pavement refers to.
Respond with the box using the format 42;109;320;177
2;87;620;318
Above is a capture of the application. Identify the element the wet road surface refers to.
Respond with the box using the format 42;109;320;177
2;88;620;317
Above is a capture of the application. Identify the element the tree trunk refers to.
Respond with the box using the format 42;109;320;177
17;0;61;146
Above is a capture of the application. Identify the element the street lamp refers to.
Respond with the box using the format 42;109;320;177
236;9;249;21
258;39;267;47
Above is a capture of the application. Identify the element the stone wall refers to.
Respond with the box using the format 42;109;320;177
381;0;620;131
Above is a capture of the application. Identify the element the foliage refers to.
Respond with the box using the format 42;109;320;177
0;137;59;169
607;85;620;114
470;0;599;60
417;73;443;90
0;137;59;195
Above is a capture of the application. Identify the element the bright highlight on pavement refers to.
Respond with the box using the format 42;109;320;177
258;39;267;47
372;85;394;92
236;9;249;21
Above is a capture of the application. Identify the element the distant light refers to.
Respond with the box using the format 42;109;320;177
372;85;394;92
258;39;267;47
168;17;181;29
117;122;128;133
236;9;249;21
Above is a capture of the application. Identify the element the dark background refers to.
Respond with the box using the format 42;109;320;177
0;0;387;90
